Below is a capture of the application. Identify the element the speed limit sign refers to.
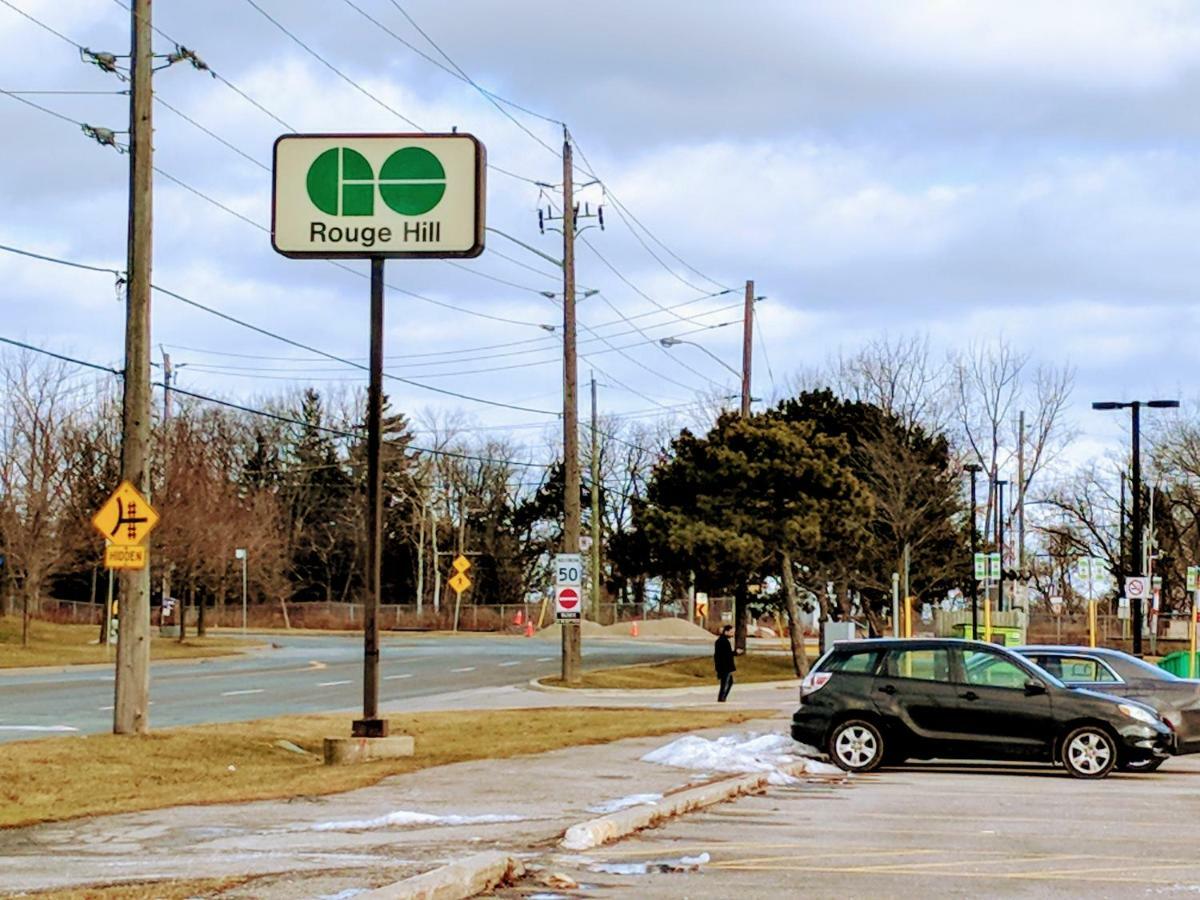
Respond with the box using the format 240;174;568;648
554;553;583;621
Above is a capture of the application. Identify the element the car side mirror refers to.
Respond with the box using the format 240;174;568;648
1024;680;1047;696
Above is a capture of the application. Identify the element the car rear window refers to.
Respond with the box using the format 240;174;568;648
826;650;882;674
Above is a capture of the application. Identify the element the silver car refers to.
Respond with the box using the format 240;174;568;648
1017;645;1200;771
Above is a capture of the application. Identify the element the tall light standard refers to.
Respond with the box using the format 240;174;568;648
234;548;248;636
1092;399;1179;656
994;478;1008;613
965;464;983;639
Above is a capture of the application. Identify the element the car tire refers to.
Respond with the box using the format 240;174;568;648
1118;757;1166;773
828;719;885;773
1060;726;1118;779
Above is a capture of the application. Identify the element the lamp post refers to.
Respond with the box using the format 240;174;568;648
234;548;247;636
659;337;741;379
965;464;983;639
994;478;1008;613
1092;399;1179;655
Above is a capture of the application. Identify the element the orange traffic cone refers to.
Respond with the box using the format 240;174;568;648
524;621;534;638
514;610;524;626
630;620;639;637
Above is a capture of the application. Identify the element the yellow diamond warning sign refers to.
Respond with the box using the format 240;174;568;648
92;481;160;547
452;554;471;573
448;572;471;593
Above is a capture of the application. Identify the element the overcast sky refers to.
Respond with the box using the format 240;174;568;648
2;0;1197;460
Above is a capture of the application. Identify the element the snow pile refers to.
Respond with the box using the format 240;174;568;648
307;810;525;832
641;732;840;784
585;793;662;814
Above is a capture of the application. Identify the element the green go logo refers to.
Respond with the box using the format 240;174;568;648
306;146;446;216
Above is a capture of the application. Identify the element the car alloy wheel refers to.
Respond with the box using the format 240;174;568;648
1062;726;1117;779
830;720;884;773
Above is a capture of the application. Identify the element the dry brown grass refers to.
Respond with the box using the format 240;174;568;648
0;706;762;829
543;652;802;689
0;616;257;669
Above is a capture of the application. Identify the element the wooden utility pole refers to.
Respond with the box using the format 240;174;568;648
561;130;581;683
590;373;601;623
113;0;154;735
734;279;754;652
740;280;754;418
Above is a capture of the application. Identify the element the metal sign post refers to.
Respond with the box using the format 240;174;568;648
272;133;485;741
235;548;248;636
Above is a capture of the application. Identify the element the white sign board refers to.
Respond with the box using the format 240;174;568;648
554;553;583;621
1049;596;1063;614
1125;576;1150;600
272;133;485;259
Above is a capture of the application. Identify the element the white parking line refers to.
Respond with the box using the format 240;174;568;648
498;661;521;667
318;680;352;687
221;689;264;697
384;673;413;680
451;666;476;673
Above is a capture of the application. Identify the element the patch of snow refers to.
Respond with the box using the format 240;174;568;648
529;894;569;900
585;793;662;814
591;861;648;875
317;890;367;900
680;853;710;865
306;810;525;832
641;732;836;784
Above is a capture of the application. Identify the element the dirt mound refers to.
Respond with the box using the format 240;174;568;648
602;617;715;640
533;620;609;640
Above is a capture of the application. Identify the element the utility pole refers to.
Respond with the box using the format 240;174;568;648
740;280;754;418
561;130;581;683
113;0;154;736
1131;401;1143;654
734;279;754;653
590;373;602;623
1017;410;1025;577
996;479;1008;613
966;464;982;639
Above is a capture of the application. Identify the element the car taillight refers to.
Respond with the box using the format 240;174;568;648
801;671;832;698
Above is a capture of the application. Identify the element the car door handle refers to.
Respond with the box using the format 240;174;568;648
959;691;979;701
878;684;897;695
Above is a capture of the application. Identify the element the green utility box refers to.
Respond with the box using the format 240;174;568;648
1157;651;1200;678
953;623;1024;646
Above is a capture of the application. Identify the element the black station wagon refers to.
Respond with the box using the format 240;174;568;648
791;638;1172;778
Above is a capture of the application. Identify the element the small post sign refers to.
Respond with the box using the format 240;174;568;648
988;552;1001;582
555;553;583;621
973;552;987;582
1187;566;1199;593
271;133;485;259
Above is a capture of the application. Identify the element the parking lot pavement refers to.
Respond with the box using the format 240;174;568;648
514;755;1200;899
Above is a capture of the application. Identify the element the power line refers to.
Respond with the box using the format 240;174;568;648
0;333;551;469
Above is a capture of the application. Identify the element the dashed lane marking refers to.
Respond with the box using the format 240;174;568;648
384;673;413;680
498;661;521;667
221;689;264;697
317;680;352;687
451;667;476;673
0;724;79;732
536;657;555;662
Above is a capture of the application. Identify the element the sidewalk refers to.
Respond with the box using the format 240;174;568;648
0;684;799;897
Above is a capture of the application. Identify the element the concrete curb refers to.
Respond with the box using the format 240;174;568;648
357;851;524;900
559;760;811;851
527;676;799;696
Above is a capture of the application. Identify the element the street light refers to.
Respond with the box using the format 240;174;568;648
234;548;248;636
1091;399;1179;655
659;336;741;379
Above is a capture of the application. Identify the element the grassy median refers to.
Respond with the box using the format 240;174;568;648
0;706;763;828
543;652;802;689
0;617;258;669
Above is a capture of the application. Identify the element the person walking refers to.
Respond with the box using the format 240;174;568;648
714;624;736;702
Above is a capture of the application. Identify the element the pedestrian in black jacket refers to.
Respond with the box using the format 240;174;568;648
714;624;736;702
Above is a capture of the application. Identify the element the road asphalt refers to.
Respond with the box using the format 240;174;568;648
0;631;706;742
